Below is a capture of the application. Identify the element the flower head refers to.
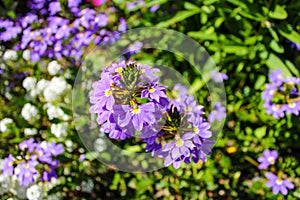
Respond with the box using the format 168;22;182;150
265;172;294;195
258;149;278;169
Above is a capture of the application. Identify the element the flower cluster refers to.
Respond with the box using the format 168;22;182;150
257;149;294;196
90;60;214;168
2;138;64;187
262;69;300;118
0;0;125;62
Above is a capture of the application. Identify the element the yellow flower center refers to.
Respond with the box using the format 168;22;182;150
38;151;43;157
149;87;156;93
272;105;280;111
288;102;296;108
269;90;275;95
115;67;122;73
268;157;275;164
8;161;14;167
132;107;140;114
276;179;282;185
25;163;29;169
105;89;112;97
176;139;184;147
193;126;199;134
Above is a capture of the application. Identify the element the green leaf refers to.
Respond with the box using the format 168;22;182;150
279;29;300;44
254;126;267;139
184;2;200;10
285;60;299;76
156;9;201;28
269;40;284;53
222;45;248;55
188;31;218;41
265;53;292;77
269;5;288;19
254;75;266;90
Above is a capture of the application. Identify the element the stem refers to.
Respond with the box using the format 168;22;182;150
245;156;259;167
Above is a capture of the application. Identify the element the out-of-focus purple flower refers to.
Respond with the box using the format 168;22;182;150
150;5;160;12
262;69;300;118
265;172;294;195
258;149;278;169
19;138;36;153
48;1;61;16
0;69;3;74
211;70;228;82
17;160;38;187
118;18;127;32
79;154;86;161
68;0;82;8
2;154;15;176
41;166;58;182
208;102;226;122
20;14;38;28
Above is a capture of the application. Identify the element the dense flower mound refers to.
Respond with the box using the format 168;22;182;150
89;60;214;168
262;69;300;118
0;0;125;62
2;138;64;187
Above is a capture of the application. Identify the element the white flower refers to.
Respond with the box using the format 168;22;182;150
50;77;67;95
22;77;37;91
94;138;106;152
51;122;68;138
26;185;42;200
36;79;49;95
22;50;31;60
21;103;39;121
44;103;69;121
0;118;13;132
48;61;61;75
3;50;17;61
0;174;10;195
43;77;68;102
24;128;38;136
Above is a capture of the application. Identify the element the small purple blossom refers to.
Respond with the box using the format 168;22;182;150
211;70;228;82
265;173;294;195
2;154;15;176
208;102;226;122
258;149;278;169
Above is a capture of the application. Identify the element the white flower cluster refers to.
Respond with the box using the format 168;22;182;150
2;49;18;61
21;60;72;139
0;118;14;132
21;103;40;122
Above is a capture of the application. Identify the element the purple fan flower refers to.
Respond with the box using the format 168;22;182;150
19;138;36;153
208;102;226;122
49;1;61;16
89;73;115;110
2;154;15;176
17;160;38;187
163;134;195;169
35;144;53;164
47;142;64;156
265;173;294;195
141;80;169;105
211;70;228;82
116;103;156;131
41;166;58;182
258;149;278;169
